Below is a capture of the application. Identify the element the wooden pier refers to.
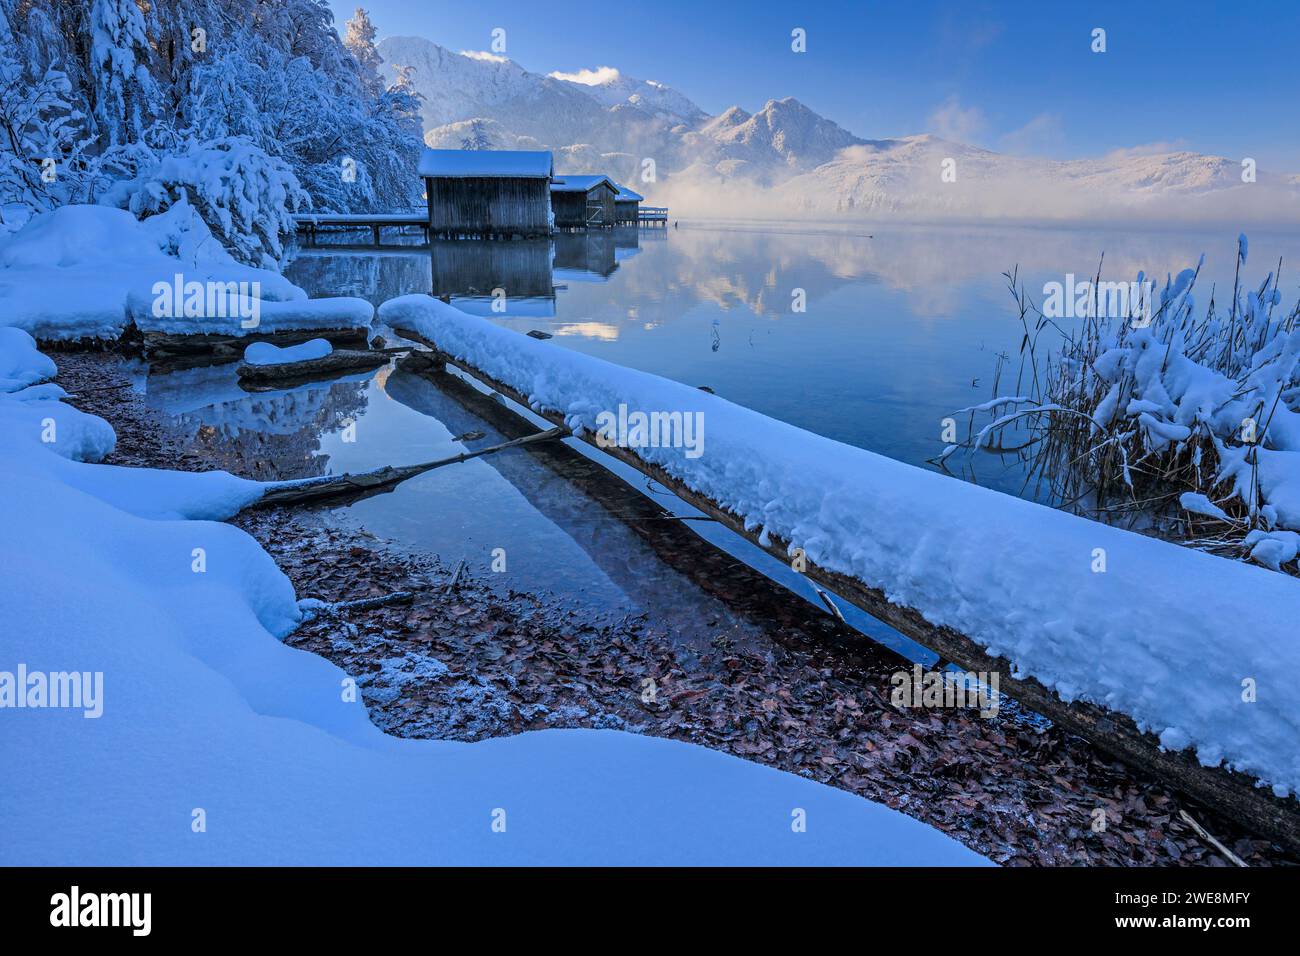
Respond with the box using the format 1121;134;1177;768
638;206;669;227
294;204;670;245
295;212;429;246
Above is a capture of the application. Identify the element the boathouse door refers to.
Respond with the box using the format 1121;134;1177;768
585;189;606;226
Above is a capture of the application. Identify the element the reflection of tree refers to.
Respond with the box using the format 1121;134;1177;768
285;251;433;306
179;381;370;482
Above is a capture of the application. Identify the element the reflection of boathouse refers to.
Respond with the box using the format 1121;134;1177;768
429;238;555;298
612;225;641;262
553;232;618;280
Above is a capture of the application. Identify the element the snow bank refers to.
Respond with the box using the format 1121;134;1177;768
128;290;372;338
0;335;982;865
244;338;334;365
0;204;373;342
379;294;1300;797
0;327;55;392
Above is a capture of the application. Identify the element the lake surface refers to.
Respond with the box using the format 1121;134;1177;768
287;221;1300;499
141;222;1300;655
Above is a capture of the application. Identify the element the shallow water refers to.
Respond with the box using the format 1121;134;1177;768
141;355;922;657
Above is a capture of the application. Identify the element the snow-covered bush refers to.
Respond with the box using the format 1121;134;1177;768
944;236;1300;573
104;135;307;268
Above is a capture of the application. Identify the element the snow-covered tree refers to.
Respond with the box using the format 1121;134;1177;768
0;0;425;247
460;120;493;150
0;26;84;216
89;0;158;145
343;7;384;97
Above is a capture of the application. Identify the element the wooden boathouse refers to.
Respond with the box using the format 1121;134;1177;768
420;149;554;238
294;151;668;244
612;183;643;224
550;175;619;229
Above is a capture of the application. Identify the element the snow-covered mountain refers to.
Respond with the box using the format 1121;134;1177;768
378;35;1298;221
546;65;705;123
378;36;690;164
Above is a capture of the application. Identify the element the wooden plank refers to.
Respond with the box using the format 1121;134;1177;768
389;320;1300;854
250;424;569;509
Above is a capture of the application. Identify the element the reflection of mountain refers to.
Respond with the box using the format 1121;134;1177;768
292;223;1291;336
379;35;1299;222
546;224;1284;324
145;364;371;481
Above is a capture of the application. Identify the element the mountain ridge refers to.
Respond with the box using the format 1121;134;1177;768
378;35;1298;221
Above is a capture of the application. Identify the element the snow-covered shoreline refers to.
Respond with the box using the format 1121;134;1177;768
380;294;1300;798
0;205;372;343
0;324;985;865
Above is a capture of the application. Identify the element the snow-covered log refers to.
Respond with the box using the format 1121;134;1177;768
379;293;1300;851
236;349;395;390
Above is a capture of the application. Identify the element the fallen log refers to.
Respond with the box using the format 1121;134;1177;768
249;425;570;510
141;326;369;361
302;591;416;618
390;322;1300;854
236;348;404;390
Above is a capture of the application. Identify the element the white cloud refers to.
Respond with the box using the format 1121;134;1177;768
998;113;1065;156
459;50;508;63
927;96;986;143
548;66;621;86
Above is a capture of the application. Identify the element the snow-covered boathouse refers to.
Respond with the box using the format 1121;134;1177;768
420;149;554;239
612;183;644;224
550;175;619;229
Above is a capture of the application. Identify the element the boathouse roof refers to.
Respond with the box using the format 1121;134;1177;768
418;149;554;179
611;183;644;202
550;175;619;193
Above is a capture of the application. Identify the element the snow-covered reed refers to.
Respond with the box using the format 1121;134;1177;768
943;235;1300;572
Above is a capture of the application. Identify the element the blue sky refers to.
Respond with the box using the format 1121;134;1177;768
329;0;1300;170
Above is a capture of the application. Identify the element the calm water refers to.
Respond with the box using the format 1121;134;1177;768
287;221;1300;498
140;222;1300;652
